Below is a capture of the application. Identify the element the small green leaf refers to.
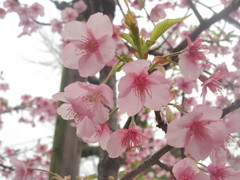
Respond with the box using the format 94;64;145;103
120;33;136;48
150;15;190;41
141;40;155;55
168;103;188;114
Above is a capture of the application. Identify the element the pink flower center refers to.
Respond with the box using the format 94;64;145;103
133;74;151;101
189;120;209;139
122;129;143;149
76;35;99;55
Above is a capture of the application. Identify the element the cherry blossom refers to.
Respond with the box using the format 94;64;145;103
207;162;240;180
200;70;223;101
53;82;114;124
10;157;32;180
166;105;228;160
61;7;78;23
106;126;147;158
179;36;207;79
73;0;87;13
61;12;116;77
51;19;63;34
118;60;170;116
174;77;198;94
172;158;209;180
150;4;166;22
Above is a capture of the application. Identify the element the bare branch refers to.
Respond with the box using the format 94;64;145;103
187;0;203;23
120;145;173;180
222;99;240;118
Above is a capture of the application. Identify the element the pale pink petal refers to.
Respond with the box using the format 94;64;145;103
144;84;169;110
185;134;212;160
62;21;87;41
97;36;116;63
194;172;210;180
179;54;201;80
52;92;67;102
76;117;96;138
99;84;114;109
106;131;126;158
225;109;240;133
99;127;111;150
166;119;188;148
62;43;82;69
87;12;113;39
118;89;143;116
172;158;198;178
122;60;150;74
118;73;135;99
207;121;227;144
57;103;76;120
93;105;109;124
194;105;222;120
78;54;105;77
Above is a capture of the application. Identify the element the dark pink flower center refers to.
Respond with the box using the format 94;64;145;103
189;120;209;139
122;130;143;149
76;36;99;54
133;74;151;101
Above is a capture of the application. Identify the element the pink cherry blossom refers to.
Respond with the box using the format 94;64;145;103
200;70;223;101
3;0;19;12
61;7;78;23
29;3;44;18
207;163;240;180
150;4;166;22
0;8;6;19
179;36;207;79
106;126;147;158
166;105;228;160
53;82;114;124
118;60;170;116
172;158;210;180
174;77;198;94
73;0;87;13
61;12;116;77
51;19;63;33
82;123;111;150
10;157;32;180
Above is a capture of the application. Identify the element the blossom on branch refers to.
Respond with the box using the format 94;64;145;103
61;12;116;77
118;60;170;116
179;36;207;80
166;105;228;160
106;126;147;158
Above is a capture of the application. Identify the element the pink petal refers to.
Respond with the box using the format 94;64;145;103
179;54;201;80
78;54;105;77
76;117;96;138
144;83;169;110
194;105;222;120
207;121;228;144
57;103;75;120
185;133;213;160
62;21;87;41
61;43;83;69
194;172;210;180
52;92;67;102
122;60;150;74
166;119;188;148
98;36;116;64
99;84;114;109
93;105;109;124
225;109;240;133
87;12;113;39
118;89;143;116
106;131;126;158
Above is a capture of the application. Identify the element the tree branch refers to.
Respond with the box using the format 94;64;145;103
187;0;203;23
174;0;240;53
221;99;240;118
120;145;173;180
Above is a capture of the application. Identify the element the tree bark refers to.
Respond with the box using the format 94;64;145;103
50;68;85;178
